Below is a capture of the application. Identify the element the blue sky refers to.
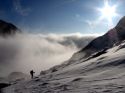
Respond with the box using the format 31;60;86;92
0;0;125;34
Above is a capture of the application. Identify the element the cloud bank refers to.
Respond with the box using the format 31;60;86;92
0;33;96;76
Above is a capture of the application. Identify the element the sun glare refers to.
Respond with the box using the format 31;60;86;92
101;3;116;18
98;0;118;26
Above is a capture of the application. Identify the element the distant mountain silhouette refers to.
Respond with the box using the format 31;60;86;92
0;20;20;36
71;16;125;61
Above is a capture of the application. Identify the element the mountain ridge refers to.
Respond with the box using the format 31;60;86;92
70;16;125;62
0;20;20;36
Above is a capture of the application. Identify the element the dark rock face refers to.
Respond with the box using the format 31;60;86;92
115;16;125;41
79;28;118;58
72;16;125;60
0;20;20;36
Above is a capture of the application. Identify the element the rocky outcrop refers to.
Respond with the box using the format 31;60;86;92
0;20;20;36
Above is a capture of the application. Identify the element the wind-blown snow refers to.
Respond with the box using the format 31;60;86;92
0;33;95;77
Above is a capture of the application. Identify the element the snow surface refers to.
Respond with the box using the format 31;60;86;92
2;41;125;93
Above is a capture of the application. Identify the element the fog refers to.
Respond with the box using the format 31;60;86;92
0;33;96;76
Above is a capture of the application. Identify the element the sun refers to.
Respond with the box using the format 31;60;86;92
100;2;116;19
98;0;118;26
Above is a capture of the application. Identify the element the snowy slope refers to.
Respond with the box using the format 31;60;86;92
2;40;125;93
2;16;125;93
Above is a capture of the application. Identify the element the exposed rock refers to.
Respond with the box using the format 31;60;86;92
0;20;20;36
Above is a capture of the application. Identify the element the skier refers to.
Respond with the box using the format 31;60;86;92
30;70;35;79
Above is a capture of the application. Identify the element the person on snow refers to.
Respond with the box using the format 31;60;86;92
30;70;35;79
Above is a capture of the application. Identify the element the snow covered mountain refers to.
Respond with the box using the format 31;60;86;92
2;16;125;93
71;16;125;62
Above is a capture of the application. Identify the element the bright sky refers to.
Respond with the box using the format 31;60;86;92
0;0;124;34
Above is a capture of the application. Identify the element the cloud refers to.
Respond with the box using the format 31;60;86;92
85;20;96;29
85;18;113;31
13;0;31;16
0;33;96;76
